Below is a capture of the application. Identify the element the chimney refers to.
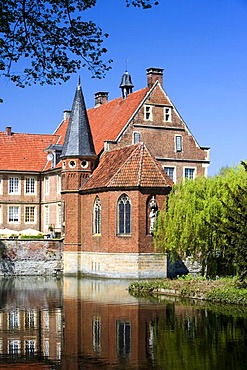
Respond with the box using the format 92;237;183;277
94;92;109;107
5;126;12;136
63;110;71;121
146;67;164;89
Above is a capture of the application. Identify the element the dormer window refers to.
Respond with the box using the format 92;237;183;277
144;105;153;121
133;132;141;144
164;107;172;122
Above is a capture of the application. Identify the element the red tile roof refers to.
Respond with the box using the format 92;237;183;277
0;131;60;171
81;143;173;191
88;88;149;154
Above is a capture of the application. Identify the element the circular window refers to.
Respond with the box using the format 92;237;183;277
81;160;89;169
69;160;76;168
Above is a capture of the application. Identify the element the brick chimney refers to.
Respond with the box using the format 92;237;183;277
94;92;109;107
63;110;71;121
5;126;12;136
146;67;164;89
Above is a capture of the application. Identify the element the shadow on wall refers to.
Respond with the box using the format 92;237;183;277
0;241;15;275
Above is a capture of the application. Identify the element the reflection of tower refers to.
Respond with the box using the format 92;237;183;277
61;79;97;269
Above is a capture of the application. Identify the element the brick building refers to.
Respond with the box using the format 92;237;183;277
0;67;210;277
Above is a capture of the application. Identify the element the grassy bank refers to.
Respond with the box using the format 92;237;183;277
128;275;247;305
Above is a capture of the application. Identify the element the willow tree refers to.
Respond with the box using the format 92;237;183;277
154;163;247;278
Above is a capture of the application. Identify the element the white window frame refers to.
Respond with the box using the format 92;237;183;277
93;197;101;235
25;177;36;195
8;339;21;355
8;310;20;329
184;167;196;180
133;131;141;144
144;105;153;121
175;135;183;152
57;175;61;194
163;166;176;182
44;176;49;195
8;177;20;194
8;205;20;224
24;206;36;224
0;205;2;225
164;107;172;122
57;203;61;228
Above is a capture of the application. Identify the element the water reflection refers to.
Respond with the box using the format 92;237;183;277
0;277;246;369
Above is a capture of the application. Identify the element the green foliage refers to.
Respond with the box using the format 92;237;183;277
0;0;158;89
154;162;247;279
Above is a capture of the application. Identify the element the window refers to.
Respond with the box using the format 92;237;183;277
9;177;20;194
117;194;131;235
25;177;35;194
164;107;172;122
8;340;20;355
0;205;2;225
8;206;19;223
184;168;196;180
144;105;153;121
44;177;49;195
133;132;141;144
163;167;175;182
175;135;182;152
25;206;35;223
9;310;19;329
116;320;131;360
92;316;101;354
25;340;35;356
25;310;36;329
44;205;49;226
93;197;101;234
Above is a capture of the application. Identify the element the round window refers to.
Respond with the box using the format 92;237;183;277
81;160;89;169
69;160;76;168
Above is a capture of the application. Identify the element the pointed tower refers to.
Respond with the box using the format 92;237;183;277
61;79;97;273
119;71;134;98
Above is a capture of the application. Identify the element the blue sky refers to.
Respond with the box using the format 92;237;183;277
1;0;247;176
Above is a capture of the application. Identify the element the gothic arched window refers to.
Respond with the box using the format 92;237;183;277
117;194;131;235
93;197;101;234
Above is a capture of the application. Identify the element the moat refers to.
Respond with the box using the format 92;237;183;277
0;277;246;369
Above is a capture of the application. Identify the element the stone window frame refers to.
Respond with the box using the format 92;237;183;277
44;176;49;195
117;194;131;236
175;135;183;152
8;176;20;195
184;167;196;180
164;106;172;122
44;205;49;227
25;176;36;195
163;166;176;183
24;205;36;224
133;131;141;144
144;105;153;121
93;196;101;235
8;205;20;224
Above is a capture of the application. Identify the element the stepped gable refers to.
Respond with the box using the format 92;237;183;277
87;87;148;154
0;130;59;171
80;142;173;191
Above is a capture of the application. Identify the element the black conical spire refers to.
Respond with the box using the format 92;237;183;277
119;70;134;98
61;78;96;159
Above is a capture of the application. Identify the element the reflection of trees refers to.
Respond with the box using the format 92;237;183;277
150;304;247;370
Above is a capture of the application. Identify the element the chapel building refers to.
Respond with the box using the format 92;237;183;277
0;67;210;277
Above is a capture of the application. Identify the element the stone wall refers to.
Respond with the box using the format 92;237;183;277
0;239;63;276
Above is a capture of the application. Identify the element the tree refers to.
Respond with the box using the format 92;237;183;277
0;0;158;92
154;163;247;279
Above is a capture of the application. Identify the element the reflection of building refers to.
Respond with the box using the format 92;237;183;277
62;278;168;369
0;278;63;367
0;67;210;277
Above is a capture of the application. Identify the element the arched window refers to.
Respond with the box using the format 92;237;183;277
117;194;131;235
93;197;101;234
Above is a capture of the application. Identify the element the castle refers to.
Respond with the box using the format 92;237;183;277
0;67;210;277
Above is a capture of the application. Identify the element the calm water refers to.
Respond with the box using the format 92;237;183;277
0;277;246;370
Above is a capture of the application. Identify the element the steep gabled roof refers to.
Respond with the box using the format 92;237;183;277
81;142;173;191
87;87;149;154
61;80;96;159
0;131;59;172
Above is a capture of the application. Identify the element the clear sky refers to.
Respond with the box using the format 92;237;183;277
1;0;247;176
